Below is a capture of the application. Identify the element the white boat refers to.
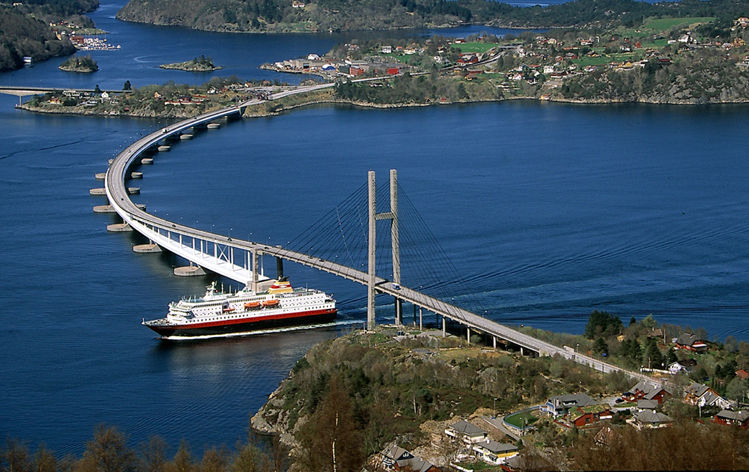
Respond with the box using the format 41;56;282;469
143;279;336;339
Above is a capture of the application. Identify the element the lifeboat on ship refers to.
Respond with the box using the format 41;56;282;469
223;305;235;313
262;299;280;307
244;301;261;309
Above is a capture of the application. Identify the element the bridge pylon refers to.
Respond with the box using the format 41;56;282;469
367;169;401;330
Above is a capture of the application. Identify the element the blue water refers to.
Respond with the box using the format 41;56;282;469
2;0;749;457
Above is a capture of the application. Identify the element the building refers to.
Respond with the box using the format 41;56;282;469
632;410;673;429
544;393;597;416
623;381;671;404
472;440;519;465
445;419;488;443
714;409;749;428
381;443;440;472
568;404;613;428
675;333;707;352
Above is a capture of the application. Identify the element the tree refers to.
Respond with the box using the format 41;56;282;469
123;80;131;91
1;438;32;472
80;425;136;472
629;316;636;327
584;311;623;339
593;337;609;356
94;84;102;94
169;440;194;472
138;436;167;472
296;375;363;472
644;338;664;369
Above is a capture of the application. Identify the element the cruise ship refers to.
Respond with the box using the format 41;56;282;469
142;279;336;339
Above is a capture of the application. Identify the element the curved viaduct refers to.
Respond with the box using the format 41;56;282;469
103;84;663;387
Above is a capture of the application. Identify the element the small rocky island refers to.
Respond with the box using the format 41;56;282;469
58;54;98;73
159;55;221;72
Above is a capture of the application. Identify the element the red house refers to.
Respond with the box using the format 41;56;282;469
714;410;749;429
623;381;672;404
386;67;400;75
675;333;707;352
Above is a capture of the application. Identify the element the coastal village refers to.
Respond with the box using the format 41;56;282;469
251;313;749;472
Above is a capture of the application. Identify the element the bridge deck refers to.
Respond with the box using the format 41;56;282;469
104;86;664;387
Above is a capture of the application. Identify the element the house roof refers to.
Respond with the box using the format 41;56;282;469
381;443;436;472
628;381;670;400
737;369;749;380
474;439;518;454
637;399;659;410
448;420;486;437
636;410;673;425
677;333;707;347
717;410;749;422
700;391;727;407
547;393;597;409
685;383;711;398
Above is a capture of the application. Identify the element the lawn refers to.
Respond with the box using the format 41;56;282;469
452;42;497;54
504;409;539;428
642;17;716;32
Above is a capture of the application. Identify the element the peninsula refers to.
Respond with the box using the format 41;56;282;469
251;314;749;471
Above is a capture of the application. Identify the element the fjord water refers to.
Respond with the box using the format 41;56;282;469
3;0;749;455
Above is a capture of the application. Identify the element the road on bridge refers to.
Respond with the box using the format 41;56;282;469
103;81;666;389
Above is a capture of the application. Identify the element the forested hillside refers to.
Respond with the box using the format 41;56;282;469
0;7;74;71
0;0;99;71
115;0;749;33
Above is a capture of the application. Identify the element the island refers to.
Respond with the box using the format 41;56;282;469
159;55;222;72
58;54;98;73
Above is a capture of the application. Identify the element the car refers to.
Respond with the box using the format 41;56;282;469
392;283;401;290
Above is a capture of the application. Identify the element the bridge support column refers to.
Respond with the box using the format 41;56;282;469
419;307;423;331
389;169;401;326
251;248;259;293
467;327;471;344
520;347;524;356
442;317;446;337
367;170;376;331
493;336;497;349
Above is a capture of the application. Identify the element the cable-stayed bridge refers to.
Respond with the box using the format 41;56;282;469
97;87;662;386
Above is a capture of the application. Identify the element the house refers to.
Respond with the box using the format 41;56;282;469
675;333;707;352
381;443;440;472
543;65;555;74
544;393;597;416
636;399;659;412
684;383;715;404
714;409;749;428
736;369;749;380
702;391;732;410
445;420;487;443
382;45;392;54
472;440;519;465
632;410;673;429
568;404;613;427
669;358;696;374
623;381;671;404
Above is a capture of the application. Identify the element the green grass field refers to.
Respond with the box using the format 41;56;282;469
452;42;497;54
504;409;539;428
642;17;716;32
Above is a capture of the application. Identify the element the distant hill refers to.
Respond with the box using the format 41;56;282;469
0;0;100;72
115;0;749;33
